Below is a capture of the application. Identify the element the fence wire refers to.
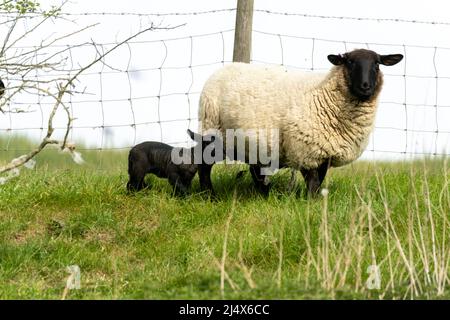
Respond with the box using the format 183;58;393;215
1;9;449;159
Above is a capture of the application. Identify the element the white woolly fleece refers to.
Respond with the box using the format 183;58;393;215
199;63;381;169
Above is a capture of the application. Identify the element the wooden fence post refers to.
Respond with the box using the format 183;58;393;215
233;0;254;63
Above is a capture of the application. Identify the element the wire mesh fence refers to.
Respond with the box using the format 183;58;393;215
1;7;449;162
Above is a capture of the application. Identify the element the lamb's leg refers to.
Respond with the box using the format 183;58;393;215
127;174;149;192
126;180;137;192
139;177;149;190
127;164;147;192
198;164;214;193
250;165;270;196
168;173;189;196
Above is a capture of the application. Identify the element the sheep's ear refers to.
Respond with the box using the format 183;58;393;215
379;54;403;66
328;54;345;66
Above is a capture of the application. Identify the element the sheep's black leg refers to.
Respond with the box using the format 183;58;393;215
198;164;214;193
300;160;330;196
317;160;330;185
300;168;320;195
250;165;270;196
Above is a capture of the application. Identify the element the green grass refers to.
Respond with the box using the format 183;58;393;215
0;136;449;299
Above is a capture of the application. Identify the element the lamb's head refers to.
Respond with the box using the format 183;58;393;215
327;49;403;101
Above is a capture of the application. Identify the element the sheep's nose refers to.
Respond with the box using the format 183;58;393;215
361;82;370;90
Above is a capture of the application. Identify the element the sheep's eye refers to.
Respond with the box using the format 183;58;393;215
346;60;354;66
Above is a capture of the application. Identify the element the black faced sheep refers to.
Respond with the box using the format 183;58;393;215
198;49;403;195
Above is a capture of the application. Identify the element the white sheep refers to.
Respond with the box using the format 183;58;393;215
198;49;403;195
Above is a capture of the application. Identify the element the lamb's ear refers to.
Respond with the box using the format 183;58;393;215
379;54;403;66
187;129;195;140
327;54;345;66
187;129;203;142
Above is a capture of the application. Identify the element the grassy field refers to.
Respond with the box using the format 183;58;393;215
0;136;449;299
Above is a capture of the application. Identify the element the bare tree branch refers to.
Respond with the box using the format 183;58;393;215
0;4;185;176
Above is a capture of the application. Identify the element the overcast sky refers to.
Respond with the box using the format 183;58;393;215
2;0;450;159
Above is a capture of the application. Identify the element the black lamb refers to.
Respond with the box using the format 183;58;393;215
127;129;217;195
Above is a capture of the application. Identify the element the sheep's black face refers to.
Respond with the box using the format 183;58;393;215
328;49;403;101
